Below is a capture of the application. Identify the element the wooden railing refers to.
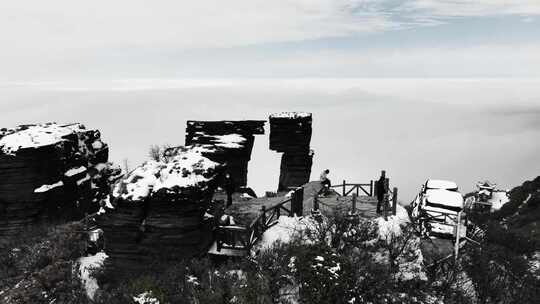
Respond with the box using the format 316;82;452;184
215;172;399;253
331;180;373;196
215;187;303;253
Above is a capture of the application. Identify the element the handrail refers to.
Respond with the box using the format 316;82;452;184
266;197;292;212
215;191;298;253
330;183;371;187
328;180;374;196
214;177;396;254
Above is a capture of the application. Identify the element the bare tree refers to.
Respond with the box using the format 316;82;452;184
148;145;162;162
122;158;130;174
148;144;173;162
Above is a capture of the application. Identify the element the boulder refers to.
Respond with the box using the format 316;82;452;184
97;146;221;274
0;123;116;247
269;113;314;191
269;112;312;152
279;151;314;191
184;120;265;186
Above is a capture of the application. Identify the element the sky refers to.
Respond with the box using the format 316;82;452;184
1;1;540;200
1;0;539;80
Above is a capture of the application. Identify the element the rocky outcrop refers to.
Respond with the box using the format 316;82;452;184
269;113;314;191
279;151;314;191
97;146;221;274
184;120;265;187
0;123;117;246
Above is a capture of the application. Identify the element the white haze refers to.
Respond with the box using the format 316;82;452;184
1;78;540;202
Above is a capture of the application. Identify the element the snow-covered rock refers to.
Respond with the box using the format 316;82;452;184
0;123;87;155
0;122;111;245
256;215;320;250
78;252;108;300
99;146;222;275
489;190;510;211
184;120;265;187
113;147;219;202
133;291;160;304
376;204;410;242
269;112;311;119
269;112;313;191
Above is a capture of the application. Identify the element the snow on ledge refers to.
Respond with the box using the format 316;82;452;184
269;112;312;119
65;166;87;177
192;133;247;149
114;146;219;201
425;179;458;191
34;181;64;193
0;123;86;155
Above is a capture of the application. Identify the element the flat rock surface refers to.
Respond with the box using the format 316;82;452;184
226;181;380;224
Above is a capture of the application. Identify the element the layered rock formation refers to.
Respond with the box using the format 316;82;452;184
0;123;116;246
97;146;221;273
184;120;265;187
269;112;314;191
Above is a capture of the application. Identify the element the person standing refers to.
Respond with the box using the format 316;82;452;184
376;171;387;214
223;173;235;207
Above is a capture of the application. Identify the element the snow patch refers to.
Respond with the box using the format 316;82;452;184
488;190;509;211
270;112;311;119
114;147;219;201
376;204;410;242
65;166;86;177
76;174;90;186
78;252;108;300
34;181;64;193
257;215;319;250
133;291;160;304
0;123;86;155
91;140;104;150
212;134;246;148
425;179;458;191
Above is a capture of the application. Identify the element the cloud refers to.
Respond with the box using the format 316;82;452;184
1;1;539;80
399;0;540;17
1;1;539;54
0;1;393;54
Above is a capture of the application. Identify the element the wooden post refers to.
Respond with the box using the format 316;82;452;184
293;187;304;216
383;194;388;221
352;193;357;214
312;194;322;220
392;187;398;216
217;228;222;252
370;180;374;196
290;190;295;217
261;206;267;228
342;180;346;196
454;212;462;261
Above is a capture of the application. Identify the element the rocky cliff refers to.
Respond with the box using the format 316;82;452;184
0;123;116;246
97;146;221;273
184;120;265;187
269;112;314;191
493;176;540;241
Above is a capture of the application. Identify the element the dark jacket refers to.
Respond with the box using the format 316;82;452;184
224;176;235;193
376;177;387;199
